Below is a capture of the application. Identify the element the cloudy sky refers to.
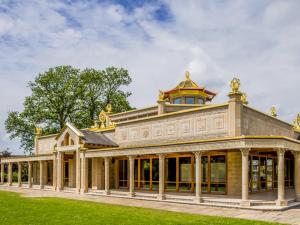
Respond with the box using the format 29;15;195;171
0;0;300;154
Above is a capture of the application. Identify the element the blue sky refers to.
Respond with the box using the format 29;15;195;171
0;0;300;154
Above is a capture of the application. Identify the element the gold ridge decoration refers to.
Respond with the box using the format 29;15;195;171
270;106;277;117
106;104;112;114
35;127;42;136
185;71;190;81
99;110;106;129
93;104;116;130
230;77;241;93
158;90;165;101
241;93;248;105
293;113;300;131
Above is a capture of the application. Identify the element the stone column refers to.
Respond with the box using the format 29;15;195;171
0;163;4;184
240;148;250;207
57;151;63;191
39;161;44;189
81;151;88;193
8;162;12;186
194;152;203;203
277;149;287;206
76;149;81;193
157;154;165;200
53;153;57;191
18;162;22;187
128;156;135;197
104;157;111;195
28;161;33;188
294;151;300;202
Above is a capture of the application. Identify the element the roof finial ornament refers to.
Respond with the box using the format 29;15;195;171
230;77;241;93
241;93;248;105
35;126;42;136
185;71;190;81
293;113;300;131
158;90;165;101
106;103;112;114
270;106;277;117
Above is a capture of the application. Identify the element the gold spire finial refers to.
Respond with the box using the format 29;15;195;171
293;113;300;131
158;90;165;101
35;127;42;136
99;110;106;129
241;93;248;105
185;71;190;80
230;77;241;93
270;106;277;117
106;104;112;113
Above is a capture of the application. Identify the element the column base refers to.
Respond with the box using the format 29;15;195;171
276;200;288;206
240;200;251;207
18;183;22;188
105;190;111;195
157;194;165;200
296;196;300;202
128;192;135;197
75;188;81;194
80;189;88;194
8;183;12;187
40;185;44;190
194;197;203;204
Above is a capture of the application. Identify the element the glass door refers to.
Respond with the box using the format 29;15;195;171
210;155;226;194
118;159;128;188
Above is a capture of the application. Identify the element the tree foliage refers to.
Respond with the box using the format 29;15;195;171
5;65;133;154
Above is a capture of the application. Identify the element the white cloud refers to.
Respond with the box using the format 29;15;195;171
0;0;300;153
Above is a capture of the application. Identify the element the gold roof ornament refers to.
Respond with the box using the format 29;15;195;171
99;110;106;129
230;77;241;93
293;113;300;131
185;71;190;81
106;104;112;114
158;90;165;101
241;93;248;105
35;127;42;136
270;106;277;117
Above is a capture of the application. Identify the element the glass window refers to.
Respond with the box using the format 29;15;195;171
173;98;181;104
185;97;195;104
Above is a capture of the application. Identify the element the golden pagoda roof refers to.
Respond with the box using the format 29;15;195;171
162;71;217;101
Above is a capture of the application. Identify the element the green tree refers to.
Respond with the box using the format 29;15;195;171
5;65;133;154
80;67;132;126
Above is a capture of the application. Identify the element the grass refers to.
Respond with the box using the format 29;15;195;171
0;191;282;225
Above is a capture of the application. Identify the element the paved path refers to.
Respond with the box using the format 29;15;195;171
1;187;300;225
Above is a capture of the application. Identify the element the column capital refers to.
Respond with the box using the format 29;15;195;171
193;151;203;158
291;151;300;157
277;148;286;156
157;153;166;159
128;155;136;161
240;148;250;156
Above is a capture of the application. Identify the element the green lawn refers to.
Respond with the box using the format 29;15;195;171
0;191;282;225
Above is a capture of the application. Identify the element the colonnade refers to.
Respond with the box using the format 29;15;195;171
1;148;300;207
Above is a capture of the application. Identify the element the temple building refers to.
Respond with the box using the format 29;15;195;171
1;72;300;209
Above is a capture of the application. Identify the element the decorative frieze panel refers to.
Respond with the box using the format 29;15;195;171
115;107;229;147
